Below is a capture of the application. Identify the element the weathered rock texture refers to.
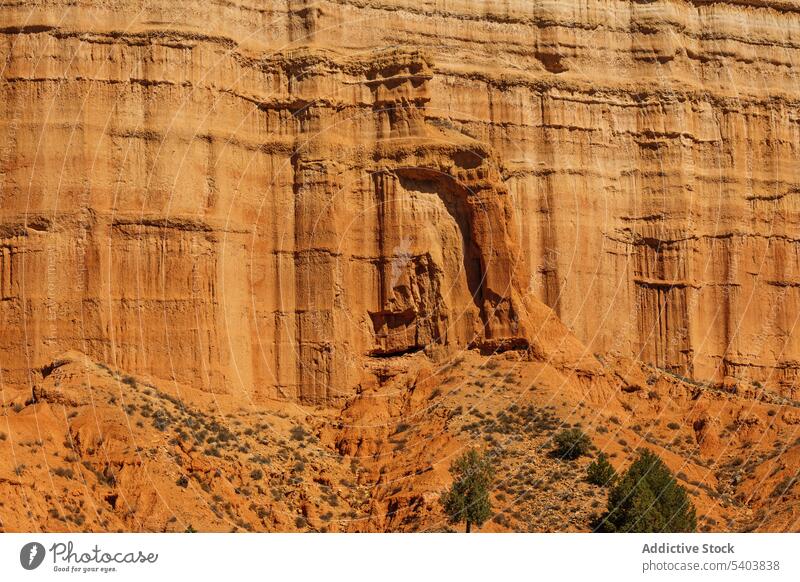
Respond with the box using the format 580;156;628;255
2;1;800;399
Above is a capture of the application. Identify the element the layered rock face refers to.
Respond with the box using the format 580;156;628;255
2;0;800;401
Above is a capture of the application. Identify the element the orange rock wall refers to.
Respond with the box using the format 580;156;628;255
2;0;800;399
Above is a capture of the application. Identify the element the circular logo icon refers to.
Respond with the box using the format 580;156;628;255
19;542;46;570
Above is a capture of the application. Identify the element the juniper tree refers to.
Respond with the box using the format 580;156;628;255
440;449;494;533
598;449;696;532
587;452;617;487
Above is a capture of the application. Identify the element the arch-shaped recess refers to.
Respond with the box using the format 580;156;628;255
368;164;529;356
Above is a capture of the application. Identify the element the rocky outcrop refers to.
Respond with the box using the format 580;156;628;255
3;0;800;404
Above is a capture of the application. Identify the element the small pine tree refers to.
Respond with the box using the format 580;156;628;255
553;428;591;460
440;449;494;533
598;449;697;532
586;452;617;487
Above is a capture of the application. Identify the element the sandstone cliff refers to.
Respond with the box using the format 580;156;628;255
1;0;800;533
3;0;800;397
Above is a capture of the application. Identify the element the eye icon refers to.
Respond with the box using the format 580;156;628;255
20;542;46;570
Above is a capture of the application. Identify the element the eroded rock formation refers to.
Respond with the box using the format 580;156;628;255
2;2;800;534
2;2;800;399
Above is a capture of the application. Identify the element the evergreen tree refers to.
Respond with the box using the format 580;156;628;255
597;449;696;532
587;452;617;487
440;449;494;532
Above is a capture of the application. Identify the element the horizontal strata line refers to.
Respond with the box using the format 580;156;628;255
0;75;361;112
5;22;800;74
335;0;800;24
633;277;742;289
400;18;800;56
435;70;800;107
5;73;800;115
0;115;734;149
606;231;800;245
2;0;798;39
2;23;800;91
452;119;727;144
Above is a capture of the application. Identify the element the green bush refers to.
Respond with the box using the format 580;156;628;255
586;453;617;487
597;449;697;532
553;428;591;460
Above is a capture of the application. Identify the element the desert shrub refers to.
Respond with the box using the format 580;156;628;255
553;428;591;460
176;475;189;488
52;467;74;479
771;475;798;498
152;410;169;431
290;426;307;441
667;422;680;430
597;449;696;532
48;508;65;521
215;427;235;443
250;468;264;480
586;453;617;487
492;513;510;527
